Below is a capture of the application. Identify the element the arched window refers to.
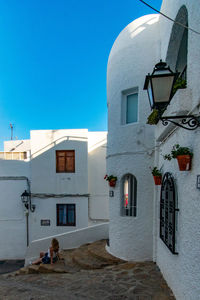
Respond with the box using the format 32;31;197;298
166;5;188;80
121;174;137;217
160;172;179;254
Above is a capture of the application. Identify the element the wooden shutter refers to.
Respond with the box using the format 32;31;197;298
66;150;75;172
56;151;66;172
56;150;75;173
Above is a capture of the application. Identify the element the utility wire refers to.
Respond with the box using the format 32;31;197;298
138;0;200;35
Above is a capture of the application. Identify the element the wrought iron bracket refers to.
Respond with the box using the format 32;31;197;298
160;115;200;130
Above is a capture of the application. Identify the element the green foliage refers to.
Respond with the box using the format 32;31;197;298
163;154;172;161
104;174;117;182
173;78;187;94
163;144;193;160
150;167;162;176
147;109;159;125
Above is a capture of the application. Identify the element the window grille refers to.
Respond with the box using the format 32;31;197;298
160;172;179;254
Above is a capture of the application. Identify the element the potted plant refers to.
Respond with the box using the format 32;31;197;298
150;167;162;185
163;144;193;171
104;174;117;187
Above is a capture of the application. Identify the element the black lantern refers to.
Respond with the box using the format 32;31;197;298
21;190;35;212
21;190;30;207
144;60;200;130
144;60;179;110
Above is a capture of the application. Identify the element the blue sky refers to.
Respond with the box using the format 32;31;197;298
0;0;162;149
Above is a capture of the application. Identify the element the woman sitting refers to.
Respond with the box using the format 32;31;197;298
32;238;60;265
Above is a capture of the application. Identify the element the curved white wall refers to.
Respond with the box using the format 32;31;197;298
107;15;160;261
154;1;200;299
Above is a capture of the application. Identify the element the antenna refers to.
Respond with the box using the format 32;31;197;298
9;123;14;140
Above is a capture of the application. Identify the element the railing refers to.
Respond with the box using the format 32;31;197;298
0;152;27;160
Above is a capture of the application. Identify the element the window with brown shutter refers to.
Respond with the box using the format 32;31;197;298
56;150;75;173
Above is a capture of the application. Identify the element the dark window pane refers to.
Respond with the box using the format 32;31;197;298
57;204;76;226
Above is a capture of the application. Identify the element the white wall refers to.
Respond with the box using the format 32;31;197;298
29;196;88;241
154;1;200;299
88;133;109;220
30;130;88;194
0;160;30;259
4;139;31;152
107;14;160;261
0;129;109;259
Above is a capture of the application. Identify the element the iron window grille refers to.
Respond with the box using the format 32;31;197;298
160;172;179;254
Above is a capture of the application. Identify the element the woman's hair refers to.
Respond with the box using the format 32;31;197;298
51;238;59;252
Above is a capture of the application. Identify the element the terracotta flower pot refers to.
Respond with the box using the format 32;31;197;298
176;155;192;171
153;176;162;185
109;180;116;187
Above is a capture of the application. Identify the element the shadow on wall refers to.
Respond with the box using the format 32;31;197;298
30;139;88;195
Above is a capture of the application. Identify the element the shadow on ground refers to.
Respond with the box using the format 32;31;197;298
0;260;25;274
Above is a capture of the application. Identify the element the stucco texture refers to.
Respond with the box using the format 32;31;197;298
107;14;160;261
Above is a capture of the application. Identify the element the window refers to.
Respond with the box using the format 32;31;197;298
166;5;188;76
126;93;138;123
121;174;137;217
121;88;138;125
56;150;75;173
160;172;178;254
57;204;76;226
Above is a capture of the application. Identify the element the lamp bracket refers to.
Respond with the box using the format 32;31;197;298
160;115;200;130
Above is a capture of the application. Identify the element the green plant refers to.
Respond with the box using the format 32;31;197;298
147;109;160;125
150;167;162;177
104;174;117;182
173;78;187;94
163;144;193;161
163;154;172;161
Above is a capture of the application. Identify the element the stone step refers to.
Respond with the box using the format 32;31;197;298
87;239;124;264
60;249;82;273
14;240;126;275
72;245;111;270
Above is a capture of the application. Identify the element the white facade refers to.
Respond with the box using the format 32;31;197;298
107;1;200;299
0;129;108;259
0;160;30;259
107;14;160;261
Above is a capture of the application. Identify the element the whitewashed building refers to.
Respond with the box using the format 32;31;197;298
0;129;108;259
107;1;200;299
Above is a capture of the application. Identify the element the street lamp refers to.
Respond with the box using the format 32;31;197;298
21;190;35;212
144;60;179;110
144;60;200;130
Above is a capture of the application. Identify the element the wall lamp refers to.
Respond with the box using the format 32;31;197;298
21;190;35;212
144;60;200;130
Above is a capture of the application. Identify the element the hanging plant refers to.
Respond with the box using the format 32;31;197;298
147;109;160;125
150;167;162;185
104;174;117;187
163;144;193;171
172;78;187;95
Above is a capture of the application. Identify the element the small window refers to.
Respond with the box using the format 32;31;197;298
121;174;137;217
57;204;76;226
121;88;138;125
56;150;75;173
126;93;138;123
